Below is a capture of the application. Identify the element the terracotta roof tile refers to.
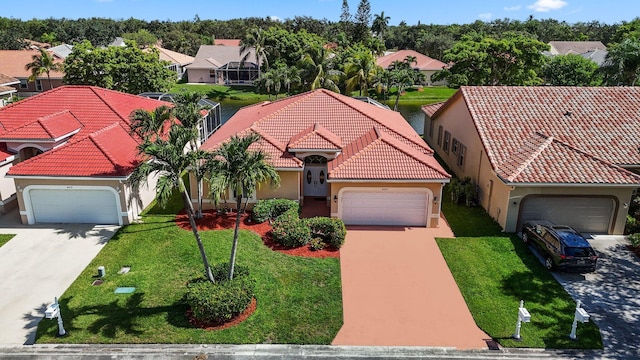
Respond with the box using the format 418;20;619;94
433;86;640;185
288;123;342;150
201;89;446;181
421;102;445;117
0;110;82;140
376;50;447;71
0;50;64;78
2;86;171;177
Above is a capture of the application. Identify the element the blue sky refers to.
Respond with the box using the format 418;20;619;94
4;0;640;25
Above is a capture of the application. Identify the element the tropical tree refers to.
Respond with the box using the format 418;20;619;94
299;45;343;92
602;37;640;85
129;116;215;283
372;11;390;40
25;48;63;90
542;54;602;86
390;69;416;111
240;27;271;79
353;0;372;43
344;48;380;95
206;133;280;280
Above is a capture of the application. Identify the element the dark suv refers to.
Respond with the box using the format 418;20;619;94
521;220;598;273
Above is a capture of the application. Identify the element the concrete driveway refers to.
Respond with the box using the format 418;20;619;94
0;209;118;345
332;224;490;349
550;235;640;358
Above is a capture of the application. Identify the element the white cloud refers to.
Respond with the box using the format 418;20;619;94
504;5;522;11
268;15;282;22
527;0;567;12
478;13;493;20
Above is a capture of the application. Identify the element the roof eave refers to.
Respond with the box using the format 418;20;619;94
328;178;450;183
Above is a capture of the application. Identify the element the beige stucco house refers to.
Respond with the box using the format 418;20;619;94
0;86;183;225
196;89;451;228
0;50;65;97
423;86;640;235
186;45;258;85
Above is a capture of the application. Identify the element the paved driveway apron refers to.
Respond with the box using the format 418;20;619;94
0;210;118;345
551;235;640;358
332;225;489;349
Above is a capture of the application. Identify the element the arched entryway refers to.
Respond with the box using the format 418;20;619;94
303;155;328;197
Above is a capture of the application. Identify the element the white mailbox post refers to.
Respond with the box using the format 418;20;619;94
513;300;531;340
45;297;67;337
569;300;589;340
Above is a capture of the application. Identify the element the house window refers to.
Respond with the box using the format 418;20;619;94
437;126;443;146
428;118;434;138
443;131;451;153
35;79;43;91
19;79;28;89
451;138;459;154
209;70;216;78
457;144;466;168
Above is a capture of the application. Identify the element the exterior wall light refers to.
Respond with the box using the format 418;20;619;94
333;195;337;203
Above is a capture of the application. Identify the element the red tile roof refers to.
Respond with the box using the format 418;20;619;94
376;50;447;71
430;86;640;185
214;39;242;46
202;89;449;181
0;110;82;140
2;86;171;177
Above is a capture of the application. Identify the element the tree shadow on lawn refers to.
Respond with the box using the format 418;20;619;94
37;293;192;341
207;89;231;101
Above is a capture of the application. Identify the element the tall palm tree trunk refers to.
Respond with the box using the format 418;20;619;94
228;195;243;280
47;72;54;90
181;188;215;283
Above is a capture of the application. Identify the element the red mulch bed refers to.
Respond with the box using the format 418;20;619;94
175;210;340;258
187;297;257;331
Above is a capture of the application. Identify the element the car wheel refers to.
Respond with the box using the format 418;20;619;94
522;232;529;243
544;257;554;270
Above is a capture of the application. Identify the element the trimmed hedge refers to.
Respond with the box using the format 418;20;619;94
252;199;299;223
306;217;347;249
185;263;255;324
271;209;312;247
629;233;640;248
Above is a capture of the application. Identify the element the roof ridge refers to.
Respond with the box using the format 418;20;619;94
88;122;125;168
505;132;554;182
330;128;381;175
255;90;319;126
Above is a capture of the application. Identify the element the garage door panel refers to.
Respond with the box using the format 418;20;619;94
519;196;614;234
342;190;428;226
29;188;119;224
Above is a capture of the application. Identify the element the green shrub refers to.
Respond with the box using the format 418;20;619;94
629;233;640;248
271;209;311;247
309;237;326;251
252;199;299;223
626;215;640;235
185;264;255;324
306;217;347;249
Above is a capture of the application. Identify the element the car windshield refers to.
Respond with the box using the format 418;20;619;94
565;247;596;257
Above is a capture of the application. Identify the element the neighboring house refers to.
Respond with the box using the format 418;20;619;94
376;49;448;86
0;50;65;97
214;39;242;47
47;43;74;59
185;45;258;85
546;41;608;66
422;86;640;235
0;73;19;107
198;89;451;228
0;85;180;225
109;37;127;47
153;46;194;79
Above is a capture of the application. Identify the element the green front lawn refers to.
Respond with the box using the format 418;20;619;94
0;234;15;248
437;197;602;349
170;84;271;102
35;207;342;344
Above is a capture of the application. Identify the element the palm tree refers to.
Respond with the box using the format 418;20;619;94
240;27;271;80
404;55;418;68
25;48;63;90
344;49;380;96
391;69;415;111
372;11;390;40
299;45;343;92
282;66;301;96
130;122;216;283
206;133;280;280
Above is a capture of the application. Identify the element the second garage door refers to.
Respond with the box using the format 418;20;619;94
519;196;615;234
341;189;428;226
28;188;120;225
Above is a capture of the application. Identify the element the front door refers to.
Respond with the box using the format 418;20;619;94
303;164;328;197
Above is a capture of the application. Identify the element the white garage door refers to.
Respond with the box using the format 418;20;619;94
519;196;615;234
29;188;119;224
341;189;428;226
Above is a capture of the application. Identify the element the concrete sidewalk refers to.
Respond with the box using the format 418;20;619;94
333;225;490;349
0;209;118;345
